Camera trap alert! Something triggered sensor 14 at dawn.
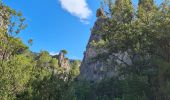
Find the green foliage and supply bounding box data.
[74,80,95,100]
[113,0,134,23]
[93,0,170,99]
[61,49,68,55]
[0,3,33,99]
[1,0,170,100]
[0,55,34,99]
[70,60,80,78]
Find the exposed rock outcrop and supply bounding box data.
[79,8,116,81]
[79,8,131,81]
[58,51,70,71]
[52,50,81,72]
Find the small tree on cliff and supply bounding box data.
[61,49,68,55]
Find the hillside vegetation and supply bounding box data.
[0,0,170,100]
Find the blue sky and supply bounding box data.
[3,0,162,60]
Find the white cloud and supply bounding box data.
[59,0,92,22]
[49,51,59,56]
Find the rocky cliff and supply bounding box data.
[79,8,117,81]
[79,8,131,81]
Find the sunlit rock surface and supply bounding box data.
[79,8,131,81]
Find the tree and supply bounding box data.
[70,60,80,79]
[0,3,34,99]
[95,0,170,99]
[61,49,68,55]
[0,2,79,100]
[113,0,134,23]
[138,0,154,11]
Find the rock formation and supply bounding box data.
[0,4,9,29]
[58,51,70,71]
[79,8,116,81]
[79,8,131,81]
[96,8,105,18]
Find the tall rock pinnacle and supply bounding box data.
[79,8,117,81]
